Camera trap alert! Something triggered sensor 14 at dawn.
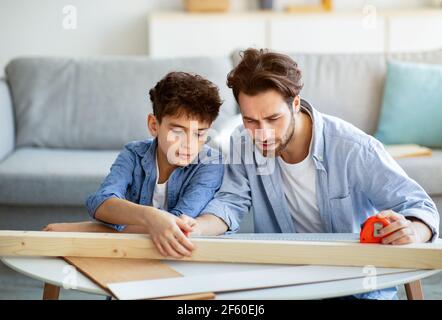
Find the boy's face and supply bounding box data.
[148,113,211,166]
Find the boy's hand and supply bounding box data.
[376,210,432,245]
[43,223,68,232]
[178,215,202,236]
[143,208,195,259]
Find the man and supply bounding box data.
[194,48,440,299]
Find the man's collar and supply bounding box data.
[300,99,325,167]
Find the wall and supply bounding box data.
[0,0,431,76]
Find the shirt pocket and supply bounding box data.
[329,193,356,233]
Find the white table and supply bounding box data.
[1,256,440,300]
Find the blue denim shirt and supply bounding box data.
[86,138,224,231]
[203,99,440,300]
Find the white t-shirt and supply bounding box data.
[152,160,168,210]
[277,108,324,233]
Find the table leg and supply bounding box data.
[43,283,60,300]
[404,280,424,300]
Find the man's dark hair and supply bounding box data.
[227,48,303,106]
[149,71,222,123]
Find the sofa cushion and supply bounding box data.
[375,60,442,147]
[0,148,118,205]
[395,150,442,196]
[5,56,237,150]
[0,147,440,209]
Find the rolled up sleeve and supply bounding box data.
[361,138,440,242]
[203,160,252,234]
[169,161,224,218]
[85,145,136,231]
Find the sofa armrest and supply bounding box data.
[0,78,15,162]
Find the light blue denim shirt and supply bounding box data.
[203,99,440,300]
[86,138,224,230]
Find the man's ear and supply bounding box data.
[147,113,159,137]
[292,95,301,113]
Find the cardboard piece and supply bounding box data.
[64,256,215,300]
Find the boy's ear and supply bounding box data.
[147,113,159,137]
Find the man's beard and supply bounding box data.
[260,117,296,158]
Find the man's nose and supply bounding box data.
[256,125,274,141]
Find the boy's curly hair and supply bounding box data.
[149,72,222,123]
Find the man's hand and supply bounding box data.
[376,210,432,245]
[142,208,195,259]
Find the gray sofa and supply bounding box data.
[1,50,441,234]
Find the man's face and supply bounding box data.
[148,113,210,166]
[238,90,297,157]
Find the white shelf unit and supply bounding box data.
[269,13,386,54]
[148,9,442,57]
[387,10,442,52]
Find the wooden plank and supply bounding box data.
[64,257,215,300]
[107,265,412,300]
[1,231,442,269]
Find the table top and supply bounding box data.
[1,256,440,299]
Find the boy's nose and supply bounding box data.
[179,140,196,151]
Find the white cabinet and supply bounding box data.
[387,11,442,52]
[148,13,267,57]
[148,10,442,57]
[270,14,385,53]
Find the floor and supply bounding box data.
[0,261,103,300]
[0,260,441,300]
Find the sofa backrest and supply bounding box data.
[5,56,237,150]
[0,78,14,161]
[6,50,442,150]
[297,50,442,135]
[233,49,442,135]
[289,53,386,135]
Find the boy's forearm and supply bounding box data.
[94,197,153,227]
[195,214,229,236]
[95,199,229,236]
[73,221,150,234]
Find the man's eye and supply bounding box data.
[196,131,207,137]
[269,117,279,121]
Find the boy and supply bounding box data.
[44,71,224,259]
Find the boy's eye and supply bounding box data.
[196,131,207,137]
